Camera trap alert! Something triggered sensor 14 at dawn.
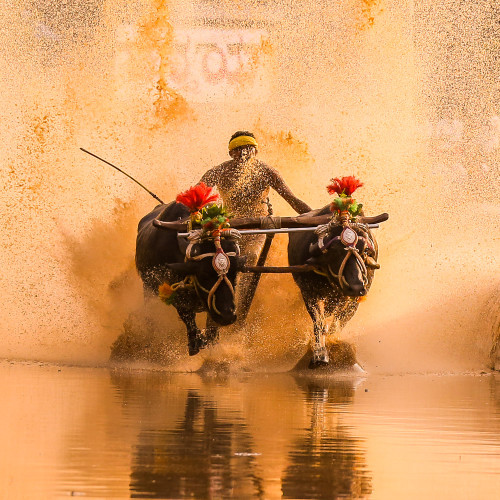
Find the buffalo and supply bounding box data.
[135,202,246,356]
[288,206,388,368]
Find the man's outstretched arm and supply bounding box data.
[267,167,312,214]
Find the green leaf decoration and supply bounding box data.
[333,198,344,210]
[349,202,363,217]
[198,203,232,230]
[162,293,177,305]
[201,204,229,218]
[332,195,363,218]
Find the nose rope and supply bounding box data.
[206,274,235,316]
[192,268,236,316]
[207,276,223,314]
[338,247,368,287]
[314,221,370,292]
[185,230,239,315]
[325,248,367,292]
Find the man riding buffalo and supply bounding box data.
[200,131,312,316]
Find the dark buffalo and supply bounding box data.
[136,202,245,356]
[288,206,387,368]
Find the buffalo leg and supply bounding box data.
[303,299,330,368]
[176,308,206,356]
[204,316,220,347]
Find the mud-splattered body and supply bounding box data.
[201,155,312,318]
[288,206,378,368]
[135,202,242,356]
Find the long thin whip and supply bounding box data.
[80,148,164,204]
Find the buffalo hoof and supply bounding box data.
[309,347,330,369]
[188,334,208,356]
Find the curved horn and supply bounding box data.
[153,219,189,231]
[358,213,389,224]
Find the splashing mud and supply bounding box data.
[0,1,498,372]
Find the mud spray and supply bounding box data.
[0,1,498,372]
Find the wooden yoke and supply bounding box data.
[153,213,389,231]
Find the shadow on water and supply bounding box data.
[108,370,371,499]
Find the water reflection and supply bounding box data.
[130,390,260,498]
[282,378,371,499]
[109,371,371,499]
[1,363,498,499]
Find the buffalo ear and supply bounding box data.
[309,243,323,257]
[306,256,320,266]
[167,261,198,275]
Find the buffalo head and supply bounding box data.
[168,235,247,326]
[306,223,378,297]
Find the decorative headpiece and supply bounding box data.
[160,184,235,305]
[176,183,231,232]
[176,182,219,212]
[327,176,364,219]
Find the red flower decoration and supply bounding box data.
[327,176,364,196]
[176,182,220,212]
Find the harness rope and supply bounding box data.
[182,228,241,315]
[170,275,195,291]
[329,246,368,289]
[313,217,371,292]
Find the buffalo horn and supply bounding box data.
[358,213,389,224]
[153,219,189,231]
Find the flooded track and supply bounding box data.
[0,361,498,499]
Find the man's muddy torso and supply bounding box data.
[201,159,272,218]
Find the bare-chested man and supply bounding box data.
[199,131,312,320]
[200,131,311,218]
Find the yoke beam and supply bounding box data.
[177,224,379,237]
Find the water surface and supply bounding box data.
[0,361,498,499]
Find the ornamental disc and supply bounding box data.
[213,252,230,274]
[340,227,358,246]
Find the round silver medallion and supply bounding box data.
[340,227,358,246]
[213,252,230,274]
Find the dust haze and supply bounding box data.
[0,0,498,372]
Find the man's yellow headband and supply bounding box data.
[228,135,258,151]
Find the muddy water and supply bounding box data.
[0,361,498,500]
